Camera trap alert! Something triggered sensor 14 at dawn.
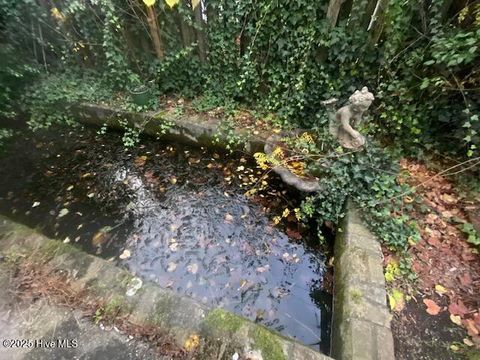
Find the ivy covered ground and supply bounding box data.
[1,0,480,358]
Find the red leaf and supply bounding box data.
[459,273,472,287]
[464,319,480,336]
[448,300,468,317]
[423,299,441,315]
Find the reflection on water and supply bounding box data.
[0,126,331,351]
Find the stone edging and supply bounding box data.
[71,103,268,155]
[331,201,395,360]
[0,216,332,360]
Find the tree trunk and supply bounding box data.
[193,1,207,63]
[369,0,390,46]
[146,5,165,59]
[326,0,343,26]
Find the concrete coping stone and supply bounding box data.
[331,201,395,360]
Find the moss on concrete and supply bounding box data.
[350,289,363,304]
[40,239,83,260]
[203,308,246,334]
[251,326,286,360]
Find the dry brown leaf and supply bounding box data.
[423,298,441,315]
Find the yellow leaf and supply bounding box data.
[165,0,179,8]
[435,284,447,295]
[191,0,200,9]
[184,334,200,351]
[388,289,405,312]
[143,0,156,6]
[282,208,290,218]
[450,314,462,326]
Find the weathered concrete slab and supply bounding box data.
[0,215,333,360]
[331,202,395,360]
[0,263,162,360]
[72,103,268,155]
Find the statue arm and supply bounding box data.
[339,111,360,138]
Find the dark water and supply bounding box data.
[0,125,331,351]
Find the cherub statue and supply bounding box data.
[322,87,375,149]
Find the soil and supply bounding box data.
[386,159,480,359]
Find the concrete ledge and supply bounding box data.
[332,201,395,360]
[0,216,332,360]
[72,103,268,154]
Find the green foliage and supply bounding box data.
[0,128,14,149]
[299,141,419,249]
[22,71,112,130]
[459,222,480,248]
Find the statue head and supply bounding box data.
[349,87,374,113]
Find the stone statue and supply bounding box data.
[322,87,374,149]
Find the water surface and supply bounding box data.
[0,125,331,351]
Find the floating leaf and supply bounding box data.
[119,249,131,259]
[134,155,148,167]
[187,263,199,274]
[87,192,95,198]
[167,262,177,272]
[423,298,441,315]
[32,201,40,208]
[58,208,69,217]
[256,265,270,273]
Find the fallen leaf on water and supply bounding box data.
[87,192,95,198]
[32,202,40,208]
[184,334,200,352]
[119,249,131,259]
[450,314,462,326]
[167,262,177,272]
[423,298,441,315]
[58,208,69,217]
[187,263,199,274]
[134,155,147,167]
[256,265,270,273]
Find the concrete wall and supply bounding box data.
[331,201,395,360]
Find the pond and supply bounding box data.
[0,125,332,352]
